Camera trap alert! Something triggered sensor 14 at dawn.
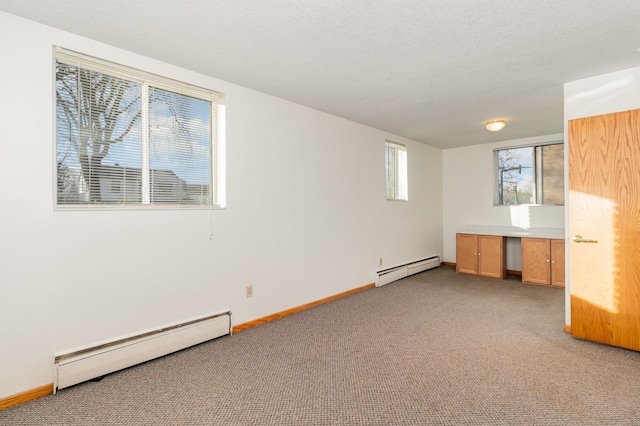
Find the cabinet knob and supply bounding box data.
[546,259,550,263]
[477,253,481,256]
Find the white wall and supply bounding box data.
[565,66,640,120]
[563,65,640,324]
[442,134,565,270]
[0,11,443,399]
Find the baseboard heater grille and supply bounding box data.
[54,311,231,392]
[376,255,440,287]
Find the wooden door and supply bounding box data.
[522,238,550,285]
[456,234,478,275]
[477,235,505,279]
[550,239,565,288]
[569,109,640,351]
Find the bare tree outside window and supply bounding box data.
[56,62,141,204]
[495,143,564,205]
[497,147,534,205]
[55,51,220,207]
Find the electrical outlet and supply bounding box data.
[246,285,253,298]
[379,258,383,266]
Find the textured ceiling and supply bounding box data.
[2,0,640,148]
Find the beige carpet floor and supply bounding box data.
[2,266,640,425]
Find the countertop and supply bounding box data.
[459,225,565,239]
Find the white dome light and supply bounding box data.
[485,120,506,132]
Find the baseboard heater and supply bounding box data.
[376,255,440,287]
[54,311,231,392]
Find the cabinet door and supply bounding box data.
[456,234,478,275]
[477,235,505,279]
[522,238,551,285]
[550,239,565,287]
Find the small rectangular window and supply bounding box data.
[495,142,564,205]
[54,48,225,208]
[385,141,408,200]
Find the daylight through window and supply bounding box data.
[55,48,225,208]
[385,141,408,200]
[495,143,564,205]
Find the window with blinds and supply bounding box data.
[385,141,408,201]
[55,48,225,208]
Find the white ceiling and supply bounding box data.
[2,0,640,149]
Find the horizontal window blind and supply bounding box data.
[54,47,225,208]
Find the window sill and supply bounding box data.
[54,204,225,212]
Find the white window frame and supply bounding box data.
[385,140,408,201]
[53,47,226,210]
[494,141,564,206]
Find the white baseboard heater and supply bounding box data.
[54,311,231,392]
[376,255,441,287]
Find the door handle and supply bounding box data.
[573,235,598,243]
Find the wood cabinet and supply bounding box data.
[521,238,565,287]
[456,233,506,279]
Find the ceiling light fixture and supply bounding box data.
[485,119,506,132]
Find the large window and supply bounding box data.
[55,48,225,208]
[385,141,408,200]
[495,142,564,205]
